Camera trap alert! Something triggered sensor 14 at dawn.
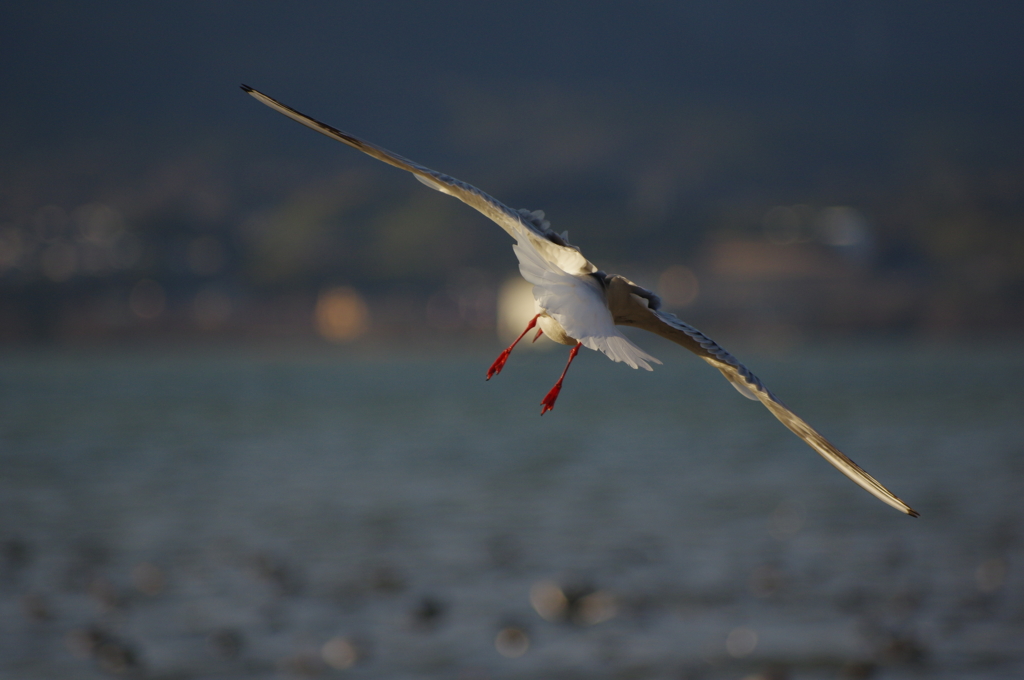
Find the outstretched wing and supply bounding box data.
[242,85,596,276]
[608,278,918,517]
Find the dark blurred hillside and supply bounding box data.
[1,85,1022,345]
[2,2,1022,345]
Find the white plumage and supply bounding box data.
[511,220,660,371]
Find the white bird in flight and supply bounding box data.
[242,85,918,517]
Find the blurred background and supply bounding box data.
[1,2,1022,679]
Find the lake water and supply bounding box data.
[1,339,1022,679]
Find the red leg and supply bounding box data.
[487,314,540,380]
[532,327,544,342]
[540,341,582,415]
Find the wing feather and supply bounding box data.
[243,85,596,275]
[608,283,918,517]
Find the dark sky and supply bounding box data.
[2,1,1022,158]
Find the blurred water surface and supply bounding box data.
[1,340,1022,679]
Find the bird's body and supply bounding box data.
[242,85,918,517]
[536,314,575,346]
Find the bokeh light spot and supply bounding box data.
[658,264,699,308]
[818,206,868,246]
[315,286,369,341]
[576,590,617,625]
[494,627,529,658]
[529,580,568,621]
[498,277,547,346]
[321,636,358,669]
[726,626,758,658]
[74,203,124,245]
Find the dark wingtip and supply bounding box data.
[240,84,254,93]
[907,508,920,518]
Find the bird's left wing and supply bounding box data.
[608,277,918,517]
[242,85,596,276]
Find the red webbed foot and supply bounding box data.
[486,314,540,381]
[540,381,563,415]
[487,350,512,380]
[539,341,582,416]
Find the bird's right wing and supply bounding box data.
[242,85,596,276]
[609,280,918,517]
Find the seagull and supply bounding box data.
[242,85,918,517]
